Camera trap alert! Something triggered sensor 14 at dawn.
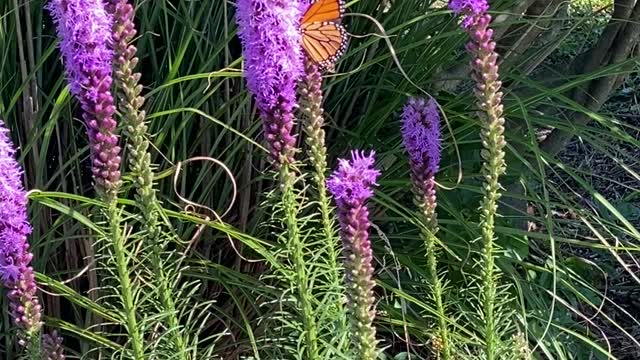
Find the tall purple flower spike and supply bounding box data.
[401,97,441,221]
[48,0,122,197]
[235,0,304,166]
[449,1,508,358]
[327,150,380,359]
[0,120,43,344]
[401,97,452,356]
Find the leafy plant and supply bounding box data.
[0,0,638,359]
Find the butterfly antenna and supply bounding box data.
[345,12,463,189]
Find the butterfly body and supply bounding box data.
[301,0,348,69]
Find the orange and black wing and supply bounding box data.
[301,22,348,68]
[301,0,344,25]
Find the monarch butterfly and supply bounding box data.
[301,0,348,69]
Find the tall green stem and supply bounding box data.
[110,1,187,356]
[419,201,451,359]
[299,58,342,309]
[25,336,41,360]
[279,165,319,359]
[410,167,450,358]
[466,13,508,360]
[106,197,144,360]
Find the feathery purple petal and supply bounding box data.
[327,151,380,206]
[47,0,113,96]
[0,122,32,284]
[298,0,312,16]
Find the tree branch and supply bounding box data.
[540,0,640,155]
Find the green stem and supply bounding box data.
[299,59,342,312]
[477,79,506,360]
[119,79,187,358]
[416,182,451,359]
[107,198,144,360]
[422,228,451,359]
[468,14,507,359]
[307,143,339,285]
[147,203,187,357]
[110,2,187,352]
[479,118,503,360]
[279,165,319,360]
[24,334,41,360]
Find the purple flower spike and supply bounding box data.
[48,0,122,197]
[327,150,380,359]
[236,0,304,166]
[401,97,442,219]
[450,0,508,357]
[235,0,303,112]
[401,97,441,176]
[401,97,451,356]
[0,120,43,343]
[449,0,489,28]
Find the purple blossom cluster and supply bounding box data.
[235,0,304,165]
[449,0,489,28]
[43,331,66,359]
[327,151,380,207]
[48,0,122,196]
[0,120,42,341]
[327,151,380,359]
[401,97,442,220]
[401,97,441,177]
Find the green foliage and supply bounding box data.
[552,0,612,63]
[0,0,638,359]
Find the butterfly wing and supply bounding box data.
[301,0,347,68]
[302,0,344,24]
[301,22,348,68]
